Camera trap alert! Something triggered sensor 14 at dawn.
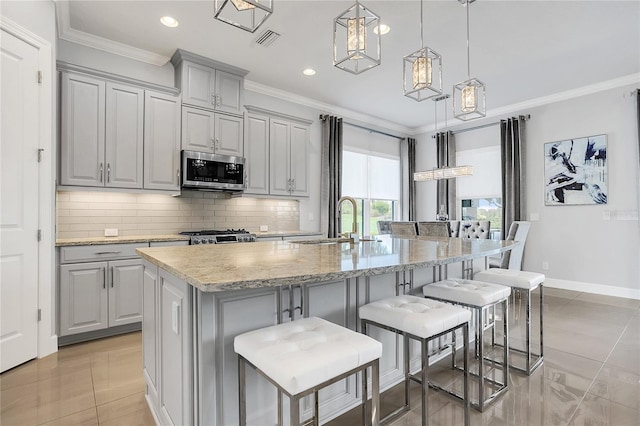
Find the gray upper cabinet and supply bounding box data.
[181,106,244,157]
[144,91,181,191]
[60,73,106,187]
[61,75,143,188]
[245,105,312,197]
[58,62,181,192]
[171,49,247,116]
[105,82,144,189]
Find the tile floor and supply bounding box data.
[1,288,639,425]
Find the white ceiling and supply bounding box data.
[57,0,640,132]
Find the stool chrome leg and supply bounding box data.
[290,395,300,426]
[477,307,485,411]
[238,356,247,426]
[421,339,429,426]
[371,360,380,426]
[462,322,470,426]
[404,334,411,411]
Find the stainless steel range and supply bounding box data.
[179,229,257,245]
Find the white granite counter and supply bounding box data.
[56,234,190,247]
[136,236,517,293]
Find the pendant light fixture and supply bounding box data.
[414,95,474,181]
[403,0,442,101]
[453,0,485,120]
[214,0,273,33]
[333,1,381,74]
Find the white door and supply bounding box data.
[0,29,40,372]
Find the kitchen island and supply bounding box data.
[136,236,516,426]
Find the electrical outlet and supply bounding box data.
[104,228,118,237]
[259,225,268,232]
[529,212,539,221]
[542,261,549,270]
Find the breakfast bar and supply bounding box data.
[136,236,516,426]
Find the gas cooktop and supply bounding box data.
[179,229,256,244]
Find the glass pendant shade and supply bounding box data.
[403,47,442,101]
[214,0,272,33]
[453,78,486,120]
[334,1,381,74]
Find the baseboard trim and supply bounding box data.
[58,323,141,346]
[545,278,640,300]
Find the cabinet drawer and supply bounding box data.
[60,243,147,263]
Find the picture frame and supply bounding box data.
[544,134,607,206]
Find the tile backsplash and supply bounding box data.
[56,190,300,239]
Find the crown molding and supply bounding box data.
[244,79,413,136]
[412,73,640,135]
[54,0,170,66]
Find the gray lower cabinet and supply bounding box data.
[59,258,142,336]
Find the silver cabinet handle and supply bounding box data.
[102,267,106,289]
[110,266,114,288]
[211,92,216,105]
[210,138,215,152]
[94,251,121,255]
[107,163,111,183]
[217,95,221,108]
[244,169,248,188]
[177,169,180,183]
[99,163,103,182]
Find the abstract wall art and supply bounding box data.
[544,134,607,205]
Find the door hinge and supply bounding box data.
[37,148,44,162]
[37,229,42,241]
[37,71,43,84]
[37,309,42,321]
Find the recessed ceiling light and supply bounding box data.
[303,68,316,76]
[374,24,390,35]
[160,16,179,28]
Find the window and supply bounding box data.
[461,197,502,239]
[341,127,401,236]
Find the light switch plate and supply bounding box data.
[529,212,539,221]
[259,225,268,232]
[104,228,118,237]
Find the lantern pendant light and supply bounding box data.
[334,1,381,74]
[453,0,486,120]
[403,0,442,101]
[214,0,273,33]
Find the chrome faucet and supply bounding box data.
[338,196,358,237]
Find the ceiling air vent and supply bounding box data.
[255,29,281,47]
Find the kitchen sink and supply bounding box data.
[296,238,381,245]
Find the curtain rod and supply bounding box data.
[319,114,405,140]
[431,114,531,138]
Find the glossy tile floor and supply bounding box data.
[1,288,638,426]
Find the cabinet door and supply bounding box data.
[159,270,192,426]
[215,113,244,157]
[60,73,105,187]
[180,61,216,110]
[142,260,159,412]
[144,91,181,191]
[290,123,309,196]
[105,82,144,189]
[215,70,243,115]
[59,262,108,336]
[181,106,215,152]
[108,259,143,327]
[269,119,291,196]
[213,288,280,425]
[244,114,270,194]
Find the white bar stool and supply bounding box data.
[359,295,471,426]
[474,269,545,375]
[234,317,382,426]
[422,279,511,411]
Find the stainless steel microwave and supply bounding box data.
[181,150,246,191]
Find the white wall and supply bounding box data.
[415,84,640,298]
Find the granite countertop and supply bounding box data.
[56,234,190,247]
[136,236,517,293]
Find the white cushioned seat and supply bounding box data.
[474,269,545,290]
[359,295,471,339]
[423,279,511,307]
[234,317,382,395]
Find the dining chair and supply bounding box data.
[389,221,418,237]
[417,221,451,238]
[489,221,531,270]
[459,221,491,239]
[376,220,392,235]
[449,221,461,238]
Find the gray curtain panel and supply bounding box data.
[320,115,343,238]
[436,131,457,219]
[407,137,416,221]
[636,89,640,239]
[500,116,527,238]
